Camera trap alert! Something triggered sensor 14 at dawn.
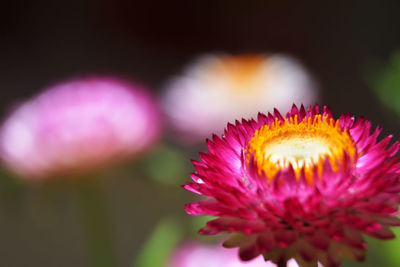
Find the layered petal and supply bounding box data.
[184,104,400,266]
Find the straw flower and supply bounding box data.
[0,77,161,179]
[162,54,317,142]
[168,241,301,267]
[184,105,400,266]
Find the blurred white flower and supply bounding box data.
[162,54,318,143]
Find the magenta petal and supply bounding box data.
[183,104,400,266]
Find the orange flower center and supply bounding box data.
[245,115,357,184]
[210,55,266,96]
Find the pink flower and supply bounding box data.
[184,105,400,266]
[162,54,318,143]
[168,241,300,267]
[0,77,161,179]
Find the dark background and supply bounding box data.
[1,1,400,266]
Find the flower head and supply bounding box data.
[168,241,300,267]
[184,105,400,266]
[0,77,161,179]
[162,54,317,142]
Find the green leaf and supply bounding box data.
[0,167,24,196]
[376,227,400,267]
[143,144,190,186]
[370,50,400,118]
[134,217,183,267]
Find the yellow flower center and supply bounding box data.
[245,115,357,184]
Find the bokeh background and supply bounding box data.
[1,1,400,266]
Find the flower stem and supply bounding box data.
[278,262,287,267]
[76,177,117,267]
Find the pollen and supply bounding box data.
[246,114,357,184]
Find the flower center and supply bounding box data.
[245,115,357,184]
[211,55,266,96]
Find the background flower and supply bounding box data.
[168,241,300,267]
[162,54,318,143]
[0,77,161,179]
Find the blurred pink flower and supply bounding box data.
[168,241,300,267]
[162,54,318,143]
[0,77,161,179]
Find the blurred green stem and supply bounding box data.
[76,177,117,267]
[133,217,183,267]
